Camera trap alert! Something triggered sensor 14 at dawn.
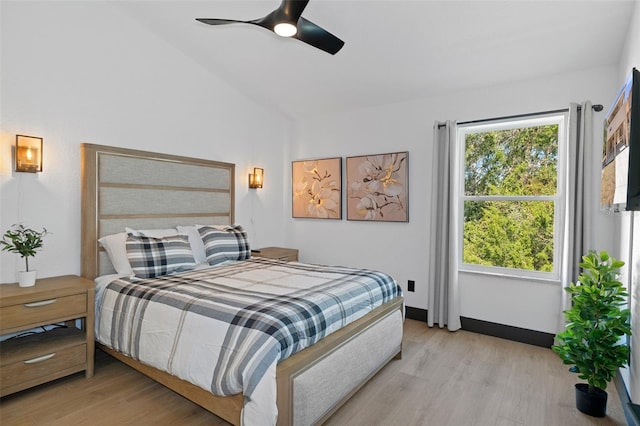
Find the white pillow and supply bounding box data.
[98,232,132,275]
[99,228,180,275]
[176,225,207,263]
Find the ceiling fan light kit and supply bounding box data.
[274,22,297,37]
[196,0,344,54]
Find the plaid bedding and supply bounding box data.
[96,258,402,401]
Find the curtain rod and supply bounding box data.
[438,104,604,128]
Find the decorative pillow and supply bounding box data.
[198,224,251,266]
[176,225,208,264]
[125,234,196,279]
[98,232,133,275]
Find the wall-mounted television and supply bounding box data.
[601,67,640,212]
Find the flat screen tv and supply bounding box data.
[601,67,640,212]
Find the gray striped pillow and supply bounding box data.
[125,234,196,278]
[198,225,251,266]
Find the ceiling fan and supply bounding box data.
[196,0,345,55]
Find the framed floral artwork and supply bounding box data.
[292,157,342,219]
[346,152,409,222]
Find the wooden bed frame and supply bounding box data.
[80,143,403,425]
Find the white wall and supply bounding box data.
[615,0,640,403]
[0,1,292,283]
[0,0,629,337]
[294,66,617,333]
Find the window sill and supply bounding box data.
[458,267,561,286]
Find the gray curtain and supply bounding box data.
[558,101,594,332]
[428,121,461,331]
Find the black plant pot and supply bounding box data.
[575,383,607,417]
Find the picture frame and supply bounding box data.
[292,157,342,219]
[346,152,409,222]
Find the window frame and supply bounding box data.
[456,113,568,281]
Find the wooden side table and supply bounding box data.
[252,247,299,262]
[0,275,95,397]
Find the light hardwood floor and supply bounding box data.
[0,319,626,425]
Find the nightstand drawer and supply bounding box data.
[0,343,86,394]
[0,293,87,330]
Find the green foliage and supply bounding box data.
[463,124,558,271]
[463,201,554,271]
[464,125,558,196]
[1,224,48,271]
[552,251,631,393]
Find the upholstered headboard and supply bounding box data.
[80,143,235,279]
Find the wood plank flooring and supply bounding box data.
[0,319,626,425]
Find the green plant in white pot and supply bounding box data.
[552,250,631,417]
[1,224,48,287]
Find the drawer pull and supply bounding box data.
[24,353,56,364]
[24,299,57,308]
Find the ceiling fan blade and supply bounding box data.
[253,0,309,31]
[196,18,250,26]
[280,0,310,22]
[294,17,344,55]
[197,0,309,29]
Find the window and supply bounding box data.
[458,114,566,279]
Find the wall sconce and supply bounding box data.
[248,167,264,189]
[15,135,43,173]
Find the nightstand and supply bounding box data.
[252,247,299,262]
[0,275,95,397]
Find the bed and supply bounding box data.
[80,143,404,426]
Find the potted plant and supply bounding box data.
[552,250,631,417]
[1,224,48,287]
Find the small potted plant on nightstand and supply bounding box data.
[552,250,631,417]
[1,224,48,287]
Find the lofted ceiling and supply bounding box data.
[111,0,636,120]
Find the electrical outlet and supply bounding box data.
[408,280,415,292]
